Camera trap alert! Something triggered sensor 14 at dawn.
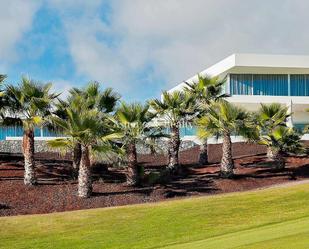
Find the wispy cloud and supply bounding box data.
[0,0,41,68]
[51,79,74,99]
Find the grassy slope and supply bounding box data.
[163,216,309,249]
[0,182,308,249]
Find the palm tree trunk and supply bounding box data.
[78,145,92,198]
[274,151,285,169]
[126,143,138,185]
[167,125,180,172]
[267,147,275,160]
[220,132,234,178]
[198,139,208,165]
[72,142,81,177]
[268,148,285,169]
[23,128,37,185]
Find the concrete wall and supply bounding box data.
[136,140,198,154]
[0,140,55,154]
[0,139,198,155]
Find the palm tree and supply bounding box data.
[68,82,120,113]
[113,102,158,185]
[0,75,6,84]
[258,126,302,169]
[48,106,117,197]
[50,98,82,177]
[149,91,194,172]
[255,103,290,159]
[196,101,252,178]
[5,77,58,185]
[52,82,119,175]
[184,74,227,165]
[0,74,7,109]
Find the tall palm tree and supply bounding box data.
[255,103,290,159]
[5,77,58,185]
[149,91,194,172]
[196,101,252,178]
[113,102,159,185]
[52,82,120,175]
[184,74,227,165]
[51,98,83,177]
[48,106,117,198]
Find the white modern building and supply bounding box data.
[168,53,309,141]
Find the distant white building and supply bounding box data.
[168,53,309,141]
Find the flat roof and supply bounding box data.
[168,53,309,93]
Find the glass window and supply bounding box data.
[290,75,309,96]
[253,74,288,96]
[230,74,252,95]
[230,74,288,96]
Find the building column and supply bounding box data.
[226,74,230,95]
[286,100,293,128]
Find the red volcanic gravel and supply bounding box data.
[0,142,309,216]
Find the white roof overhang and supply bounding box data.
[168,53,309,93]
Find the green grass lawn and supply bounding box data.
[1,182,309,249]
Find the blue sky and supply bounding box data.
[1,0,309,101]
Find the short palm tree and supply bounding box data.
[185,74,227,165]
[255,103,290,159]
[5,77,58,185]
[113,102,158,185]
[258,126,302,168]
[149,91,194,172]
[196,101,252,178]
[48,106,117,198]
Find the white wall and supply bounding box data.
[293,111,309,124]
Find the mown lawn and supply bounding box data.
[1,182,309,249]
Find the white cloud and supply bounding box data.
[48,0,102,12]
[64,17,129,89]
[51,0,309,98]
[51,79,74,100]
[0,0,41,68]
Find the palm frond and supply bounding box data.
[5,77,58,129]
[196,101,251,140]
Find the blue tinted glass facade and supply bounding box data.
[290,75,309,96]
[180,127,197,137]
[253,74,288,95]
[230,74,289,96]
[165,127,197,138]
[0,126,62,140]
[294,123,308,133]
[230,74,309,96]
[230,74,252,95]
